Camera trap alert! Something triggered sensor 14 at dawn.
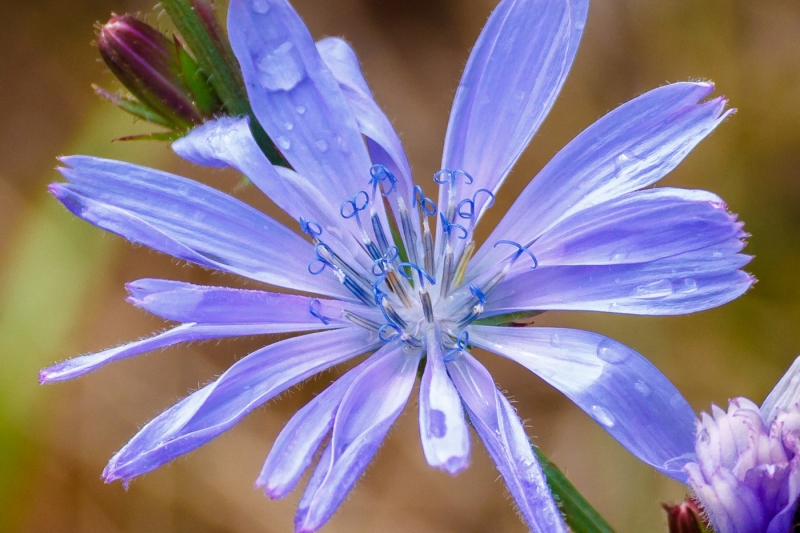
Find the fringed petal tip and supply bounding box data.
[39,361,76,384]
[254,476,287,500]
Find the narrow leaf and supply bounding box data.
[92,84,173,128]
[533,444,616,533]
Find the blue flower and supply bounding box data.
[684,358,800,533]
[42,0,752,531]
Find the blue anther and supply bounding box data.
[378,323,401,342]
[440,212,468,240]
[308,299,330,325]
[299,217,323,239]
[369,164,397,197]
[457,189,495,220]
[398,262,436,285]
[308,242,335,275]
[340,190,370,220]
[444,331,470,362]
[493,240,539,269]
[469,284,487,305]
[413,185,437,216]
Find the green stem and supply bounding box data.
[533,444,616,533]
[161,0,288,166]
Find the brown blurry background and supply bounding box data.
[1,0,799,532]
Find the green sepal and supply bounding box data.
[533,444,616,533]
[472,310,543,327]
[160,0,288,167]
[114,131,186,142]
[92,84,173,128]
[176,41,222,116]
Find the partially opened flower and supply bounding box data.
[42,0,753,531]
[684,358,800,533]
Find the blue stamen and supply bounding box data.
[308,299,330,325]
[299,217,323,239]
[369,164,397,197]
[433,168,474,185]
[469,284,487,305]
[340,190,370,227]
[308,242,335,275]
[413,185,437,216]
[378,323,401,342]
[456,189,495,220]
[440,212,468,240]
[398,262,436,286]
[444,331,469,362]
[493,240,539,269]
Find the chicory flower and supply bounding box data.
[42,0,752,531]
[685,358,800,533]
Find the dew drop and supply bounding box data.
[678,278,698,294]
[276,136,291,150]
[591,405,616,428]
[613,152,641,178]
[251,0,270,14]
[283,121,294,131]
[634,380,652,396]
[610,251,629,262]
[295,105,306,115]
[255,41,306,91]
[549,333,562,348]
[429,409,447,438]
[607,302,621,311]
[670,393,686,410]
[712,251,723,258]
[596,338,630,364]
[632,279,673,299]
[315,139,329,152]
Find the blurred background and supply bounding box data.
[1,0,799,531]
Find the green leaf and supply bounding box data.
[114,131,186,142]
[177,43,222,116]
[161,0,288,167]
[472,310,544,327]
[92,84,174,128]
[533,444,616,533]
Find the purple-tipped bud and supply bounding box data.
[685,382,800,532]
[97,15,208,128]
[663,499,708,533]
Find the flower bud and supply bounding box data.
[685,397,800,533]
[96,15,220,129]
[662,499,707,533]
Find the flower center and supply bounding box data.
[303,165,537,351]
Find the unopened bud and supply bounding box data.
[96,15,221,129]
[662,499,708,533]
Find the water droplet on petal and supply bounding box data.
[295,105,306,115]
[712,251,723,258]
[549,333,562,348]
[591,405,616,427]
[596,338,630,364]
[255,41,306,91]
[276,136,291,150]
[635,380,652,396]
[251,0,270,14]
[633,279,673,299]
[670,393,685,409]
[608,302,621,311]
[678,278,698,293]
[610,251,629,262]
[283,121,294,131]
[315,139,329,152]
